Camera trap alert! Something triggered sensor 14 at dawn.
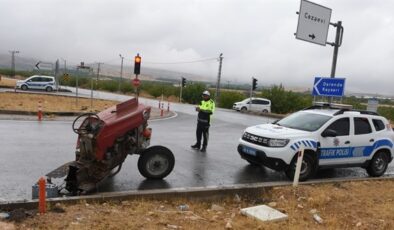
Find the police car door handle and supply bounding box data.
[369,139,374,142]
[345,141,350,144]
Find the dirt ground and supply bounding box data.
[0,92,118,113]
[0,180,392,229]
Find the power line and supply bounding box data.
[144,57,217,65]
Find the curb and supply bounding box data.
[1,176,393,211]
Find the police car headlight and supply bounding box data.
[268,138,289,147]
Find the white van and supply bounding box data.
[233,97,271,113]
[16,75,57,92]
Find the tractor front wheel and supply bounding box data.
[138,146,175,179]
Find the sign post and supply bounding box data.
[296,0,344,102]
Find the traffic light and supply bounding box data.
[252,78,258,90]
[134,54,141,75]
[181,77,186,87]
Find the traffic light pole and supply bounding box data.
[249,77,253,111]
[133,54,142,100]
[179,79,183,103]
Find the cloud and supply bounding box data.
[0,0,393,95]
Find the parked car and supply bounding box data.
[237,104,394,181]
[233,97,271,113]
[16,75,57,92]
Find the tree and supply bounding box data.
[182,83,207,104]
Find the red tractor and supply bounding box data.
[46,98,175,196]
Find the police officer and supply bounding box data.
[191,90,215,152]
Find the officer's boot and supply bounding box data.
[191,143,200,150]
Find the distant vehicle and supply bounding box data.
[16,75,57,92]
[237,104,394,181]
[233,97,271,113]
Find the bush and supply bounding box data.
[182,83,208,104]
[260,85,312,114]
[378,107,394,121]
[218,91,245,109]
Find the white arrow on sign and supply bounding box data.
[35,61,53,70]
[313,77,323,95]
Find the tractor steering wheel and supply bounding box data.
[72,113,101,134]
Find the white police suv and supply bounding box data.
[238,104,394,181]
[16,75,56,92]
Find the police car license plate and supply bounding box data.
[243,146,256,156]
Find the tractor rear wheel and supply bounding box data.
[138,146,175,179]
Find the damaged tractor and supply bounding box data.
[40,98,175,197]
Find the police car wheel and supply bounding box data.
[46,86,53,92]
[240,107,247,112]
[21,85,28,90]
[367,151,389,177]
[262,109,268,113]
[285,153,315,181]
[138,146,175,179]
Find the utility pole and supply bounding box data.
[119,54,124,92]
[215,53,223,106]
[9,50,20,77]
[96,62,103,81]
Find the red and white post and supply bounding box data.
[38,177,46,214]
[38,100,42,121]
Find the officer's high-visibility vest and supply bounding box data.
[198,99,215,124]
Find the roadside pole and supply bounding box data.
[76,74,79,107]
[293,148,305,187]
[77,62,91,108]
[249,77,253,111]
[133,54,141,100]
[119,54,124,92]
[90,69,93,111]
[214,53,223,107]
[328,21,344,103]
[179,80,183,103]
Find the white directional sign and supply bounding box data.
[35,61,53,70]
[296,0,332,46]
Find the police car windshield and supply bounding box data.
[276,111,332,132]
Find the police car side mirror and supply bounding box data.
[321,129,337,138]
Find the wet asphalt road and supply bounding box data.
[1,88,394,201]
[1,111,394,201]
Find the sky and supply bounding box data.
[0,0,393,95]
